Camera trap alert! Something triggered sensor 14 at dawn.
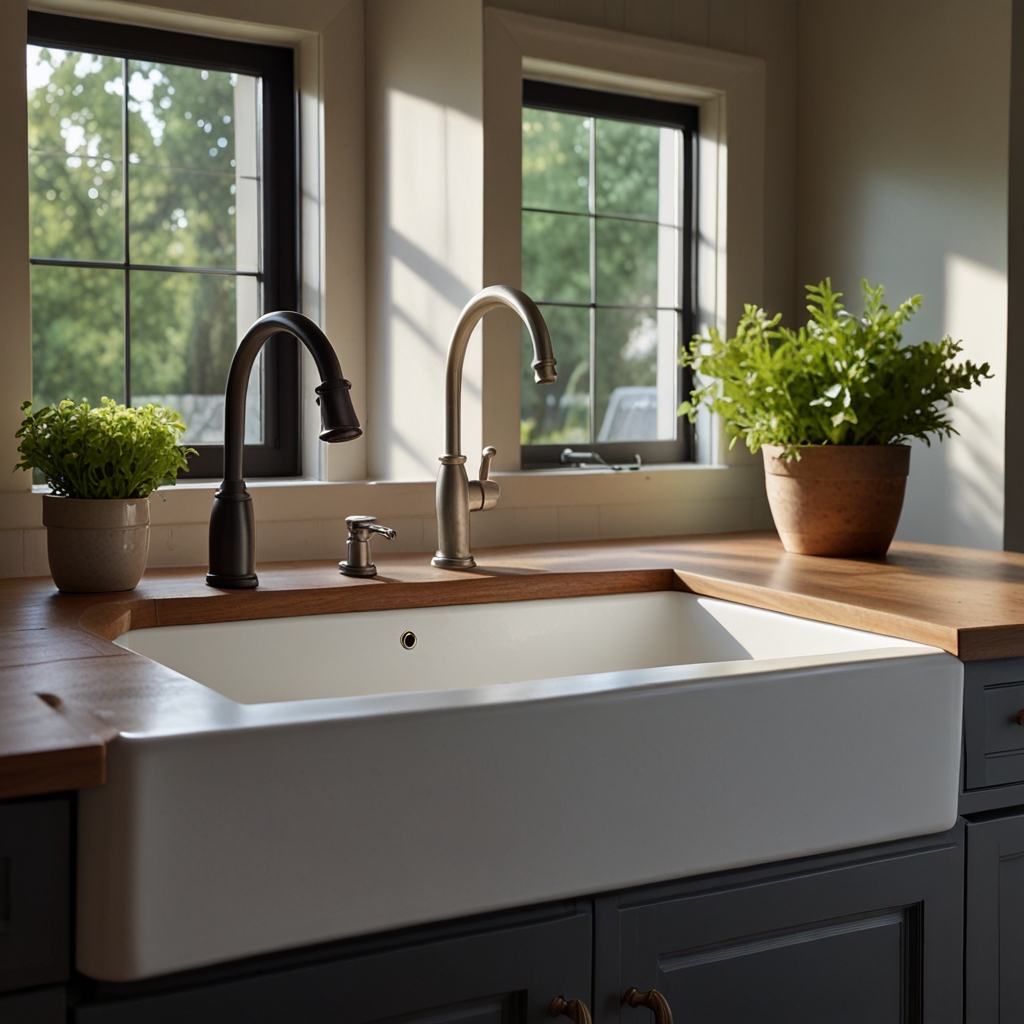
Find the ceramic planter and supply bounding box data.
[762,444,910,557]
[41,495,150,593]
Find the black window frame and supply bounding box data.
[520,79,698,469]
[26,11,300,479]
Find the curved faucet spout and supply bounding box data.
[433,286,556,569]
[208,310,361,589]
[443,285,556,457]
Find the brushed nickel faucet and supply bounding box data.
[432,286,556,568]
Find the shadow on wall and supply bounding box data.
[372,88,482,482]
[890,250,1006,551]
[797,0,1010,550]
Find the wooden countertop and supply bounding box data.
[5,529,1024,801]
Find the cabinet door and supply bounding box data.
[0,797,70,994]
[76,907,591,1024]
[966,810,1024,1023]
[0,986,66,1023]
[595,828,963,1024]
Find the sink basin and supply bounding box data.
[79,589,963,981]
[114,590,929,703]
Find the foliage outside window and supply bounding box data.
[28,43,259,444]
[519,81,697,465]
[26,14,299,477]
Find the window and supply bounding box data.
[26,13,299,478]
[520,80,697,467]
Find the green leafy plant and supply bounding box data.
[15,398,197,499]
[679,279,992,457]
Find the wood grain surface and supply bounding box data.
[4,529,1024,799]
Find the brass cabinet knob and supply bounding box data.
[550,996,592,1024]
[623,987,674,1024]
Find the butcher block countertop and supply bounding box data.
[4,529,1024,800]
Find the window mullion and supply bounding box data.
[588,117,597,445]
[122,56,130,406]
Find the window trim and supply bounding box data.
[482,10,767,476]
[26,11,300,478]
[519,78,698,469]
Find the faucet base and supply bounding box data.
[339,561,377,578]
[431,555,476,569]
[205,572,259,589]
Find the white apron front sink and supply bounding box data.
[77,590,963,981]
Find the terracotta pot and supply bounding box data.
[41,495,150,593]
[762,444,910,557]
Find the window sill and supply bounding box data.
[0,463,771,576]
[7,461,763,529]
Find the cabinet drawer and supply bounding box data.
[964,660,1024,789]
[0,798,70,993]
[983,681,1024,785]
[985,681,1024,753]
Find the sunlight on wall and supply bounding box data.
[798,0,1009,549]
[943,253,1006,546]
[379,88,482,480]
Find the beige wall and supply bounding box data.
[797,0,1012,550]
[365,0,486,481]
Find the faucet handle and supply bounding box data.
[479,446,497,482]
[469,446,501,513]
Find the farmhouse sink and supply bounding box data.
[78,590,963,981]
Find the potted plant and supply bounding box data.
[680,279,992,557]
[15,398,196,592]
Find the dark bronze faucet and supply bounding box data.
[206,311,361,589]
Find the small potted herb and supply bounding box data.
[680,280,992,556]
[16,398,196,592]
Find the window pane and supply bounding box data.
[127,63,259,270]
[594,118,660,220]
[522,210,590,305]
[521,305,590,445]
[130,270,262,445]
[31,264,124,407]
[595,308,678,442]
[595,218,658,307]
[522,108,589,214]
[27,47,123,262]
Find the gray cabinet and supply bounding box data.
[595,826,964,1024]
[0,986,67,1023]
[75,831,968,1023]
[963,658,1024,790]
[966,809,1024,1023]
[75,906,592,1024]
[0,797,70,995]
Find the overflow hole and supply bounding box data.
[400,630,417,650]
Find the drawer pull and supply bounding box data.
[1017,709,1024,726]
[550,997,592,1024]
[623,987,673,1024]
